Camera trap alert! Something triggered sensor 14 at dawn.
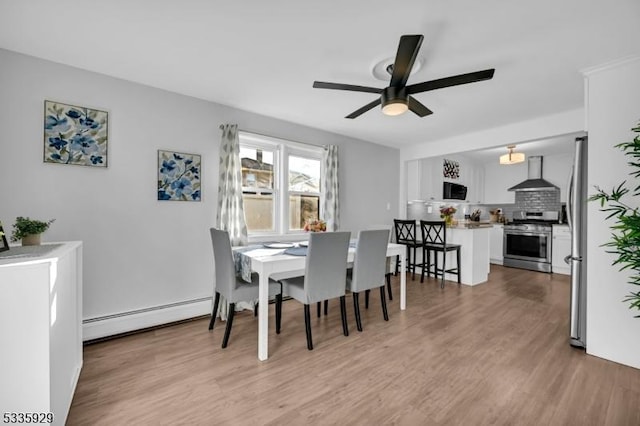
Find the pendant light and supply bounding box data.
[500,145,525,165]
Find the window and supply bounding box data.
[239,145,276,233]
[239,132,323,236]
[288,155,321,231]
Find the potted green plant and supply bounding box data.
[589,122,640,317]
[10,216,55,246]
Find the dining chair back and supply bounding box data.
[350,229,390,293]
[368,224,395,301]
[302,231,352,304]
[347,229,391,331]
[280,231,351,350]
[393,219,423,280]
[208,228,282,348]
[419,220,461,288]
[210,228,237,301]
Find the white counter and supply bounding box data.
[442,226,490,286]
[0,242,83,426]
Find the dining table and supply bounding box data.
[234,240,407,361]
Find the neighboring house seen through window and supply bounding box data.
[239,132,322,236]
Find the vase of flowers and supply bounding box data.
[440,206,457,227]
[303,219,327,232]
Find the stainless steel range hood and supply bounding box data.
[508,156,559,191]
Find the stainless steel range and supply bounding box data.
[503,211,558,273]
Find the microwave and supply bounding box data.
[443,182,467,200]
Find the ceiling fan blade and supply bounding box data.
[345,98,381,119]
[313,81,382,94]
[406,69,495,94]
[389,34,424,88]
[408,96,433,117]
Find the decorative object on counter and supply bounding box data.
[440,206,457,227]
[43,100,108,167]
[10,216,55,246]
[489,209,500,223]
[443,158,460,179]
[0,223,8,252]
[588,121,640,317]
[157,150,201,201]
[303,218,327,232]
[499,145,525,165]
[469,209,481,222]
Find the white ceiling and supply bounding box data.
[0,0,638,150]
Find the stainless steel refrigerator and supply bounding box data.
[566,136,587,348]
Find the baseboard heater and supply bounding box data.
[82,297,212,342]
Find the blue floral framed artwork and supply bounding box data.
[43,100,108,167]
[157,150,201,201]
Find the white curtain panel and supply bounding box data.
[216,124,248,245]
[215,124,251,319]
[323,145,340,231]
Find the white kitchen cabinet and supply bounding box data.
[483,159,521,204]
[489,224,503,264]
[0,242,83,426]
[467,164,486,203]
[406,159,422,201]
[552,225,571,275]
[419,155,486,202]
[419,157,441,200]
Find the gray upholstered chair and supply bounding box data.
[208,228,283,348]
[346,229,391,331]
[367,224,395,302]
[280,231,351,350]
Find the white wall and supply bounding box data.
[585,57,640,369]
[0,49,400,334]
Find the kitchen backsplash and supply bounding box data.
[514,189,561,212]
[407,189,562,222]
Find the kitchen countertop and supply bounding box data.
[449,221,494,229]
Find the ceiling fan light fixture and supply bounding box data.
[382,100,409,116]
[381,86,409,116]
[500,145,525,165]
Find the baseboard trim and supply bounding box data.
[82,297,212,341]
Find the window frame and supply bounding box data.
[239,131,324,241]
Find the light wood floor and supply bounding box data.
[68,266,640,425]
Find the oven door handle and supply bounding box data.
[505,231,551,238]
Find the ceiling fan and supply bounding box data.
[312,34,495,119]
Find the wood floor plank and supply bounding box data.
[67,266,640,425]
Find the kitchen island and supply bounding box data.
[436,222,491,286]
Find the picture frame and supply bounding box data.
[0,224,9,253]
[157,150,202,201]
[443,158,460,180]
[43,100,109,167]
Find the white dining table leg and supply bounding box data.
[257,265,270,361]
[400,251,407,310]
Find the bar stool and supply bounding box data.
[393,219,424,280]
[419,220,461,288]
